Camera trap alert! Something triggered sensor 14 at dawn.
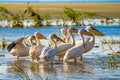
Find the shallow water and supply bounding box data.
[0,26,120,80]
[0,56,120,80]
[0,26,120,42]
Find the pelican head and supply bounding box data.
[86,26,104,36]
[50,34,65,43]
[67,26,78,33]
[28,36,36,46]
[79,29,93,36]
[61,28,67,35]
[28,36,36,40]
[34,32,47,40]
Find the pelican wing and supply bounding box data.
[76,38,90,46]
[56,43,73,56]
[40,47,51,58]
[9,49,17,56]
[7,41,17,52]
[7,37,25,52]
[43,48,58,60]
[64,45,84,60]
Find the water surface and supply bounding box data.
[0,26,120,80]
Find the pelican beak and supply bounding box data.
[82,29,93,36]
[53,35,65,43]
[37,33,47,40]
[88,27,104,36]
[71,28,78,33]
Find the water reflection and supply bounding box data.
[7,59,94,79]
[62,61,94,74]
[7,60,57,76]
[7,60,32,74]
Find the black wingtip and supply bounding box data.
[7,41,16,52]
[7,37,25,52]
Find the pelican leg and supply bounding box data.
[32,58,34,61]
[63,59,67,63]
[74,58,77,64]
[43,59,46,64]
[17,56,19,60]
[31,57,34,62]
[51,60,53,64]
[61,56,64,61]
[36,56,40,62]
[36,56,40,63]
[80,55,83,61]
[58,56,61,61]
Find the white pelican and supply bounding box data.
[76,26,104,61]
[79,26,104,60]
[61,28,70,43]
[28,36,36,46]
[7,36,30,60]
[40,34,65,62]
[63,29,92,63]
[56,27,78,60]
[63,26,104,63]
[29,32,47,62]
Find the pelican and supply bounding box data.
[63,29,92,63]
[28,36,36,46]
[80,26,104,60]
[63,26,104,63]
[40,34,65,62]
[7,36,30,60]
[61,28,70,43]
[76,26,104,61]
[55,27,78,60]
[29,32,47,62]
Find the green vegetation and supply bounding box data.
[42,14,51,26]
[1,35,6,50]
[0,34,7,51]
[24,6,42,27]
[0,6,99,27]
[0,35,6,57]
[97,44,120,69]
[101,37,120,44]
[0,7,23,27]
[64,7,97,26]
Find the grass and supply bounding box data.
[0,35,6,57]
[0,35,7,50]
[100,37,120,44]
[0,3,120,18]
[97,37,120,69]
[97,44,120,69]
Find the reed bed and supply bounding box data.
[97,44,120,69]
[0,35,7,49]
[100,37,120,44]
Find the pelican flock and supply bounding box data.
[7,25,104,64]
